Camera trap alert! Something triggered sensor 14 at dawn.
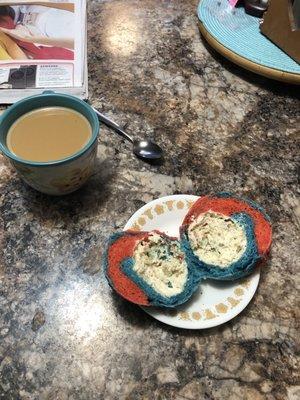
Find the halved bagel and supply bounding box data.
[103,230,200,307]
[180,193,272,280]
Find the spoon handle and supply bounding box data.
[92,107,133,144]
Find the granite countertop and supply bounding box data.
[0,0,299,399]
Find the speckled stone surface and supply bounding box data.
[1,0,300,399]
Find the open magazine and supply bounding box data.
[0,0,87,103]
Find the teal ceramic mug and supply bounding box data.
[0,91,100,195]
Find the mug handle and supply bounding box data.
[0,110,5,154]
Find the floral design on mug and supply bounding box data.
[50,164,93,192]
[11,144,97,195]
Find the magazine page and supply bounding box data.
[0,0,86,102]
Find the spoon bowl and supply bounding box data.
[133,139,163,160]
[92,106,163,161]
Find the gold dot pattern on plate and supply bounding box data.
[205,309,217,319]
[127,199,250,322]
[177,201,184,209]
[185,287,246,321]
[178,311,191,321]
[234,288,244,297]
[192,312,201,320]
[227,297,241,308]
[138,217,146,226]
[215,303,228,314]
[129,199,194,230]
[166,200,174,210]
[143,209,153,220]
[154,205,164,215]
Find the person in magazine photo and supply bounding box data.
[0,2,75,60]
[0,29,27,59]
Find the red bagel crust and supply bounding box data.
[107,232,150,305]
[182,196,272,257]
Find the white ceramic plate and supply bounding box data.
[124,195,260,329]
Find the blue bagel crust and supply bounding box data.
[122,255,201,308]
[181,212,260,281]
[104,230,201,308]
[103,231,139,291]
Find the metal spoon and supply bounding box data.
[92,107,163,160]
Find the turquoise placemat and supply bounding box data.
[198,0,300,74]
